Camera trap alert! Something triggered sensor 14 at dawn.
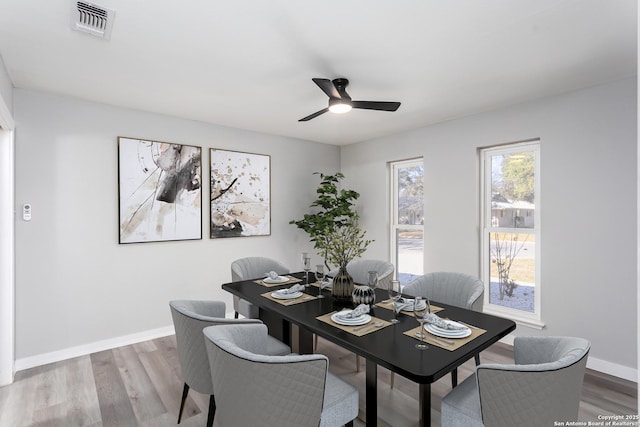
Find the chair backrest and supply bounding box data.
[231,257,289,281]
[203,323,329,427]
[330,259,395,288]
[403,271,484,311]
[169,300,261,394]
[477,336,590,427]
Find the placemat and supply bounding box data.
[403,322,486,351]
[261,291,317,306]
[317,311,393,337]
[308,280,332,289]
[375,299,444,315]
[254,276,303,287]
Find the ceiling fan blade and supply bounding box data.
[352,101,401,112]
[299,108,329,122]
[312,78,341,99]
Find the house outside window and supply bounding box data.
[390,158,424,285]
[480,141,542,327]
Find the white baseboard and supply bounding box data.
[499,335,637,383]
[14,325,175,372]
[587,357,638,383]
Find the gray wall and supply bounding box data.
[341,78,637,373]
[0,55,11,118]
[13,89,337,361]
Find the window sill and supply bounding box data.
[483,306,546,330]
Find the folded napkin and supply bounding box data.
[318,279,332,287]
[425,313,466,331]
[336,304,370,319]
[395,298,425,312]
[274,284,303,294]
[265,271,280,280]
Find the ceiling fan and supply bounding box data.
[299,78,401,122]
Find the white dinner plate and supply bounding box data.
[264,276,289,284]
[397,300,427,311]
[425,321,471,338]
[271,291,303,300]
[429,319,470,332]
[331,312,371,326]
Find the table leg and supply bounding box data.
[419,383,431,427]
[365,359,377,427]
[296,326,314,354]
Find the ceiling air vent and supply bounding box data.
[70,1,115,39]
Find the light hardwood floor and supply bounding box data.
[0,335,636,427]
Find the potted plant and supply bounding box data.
[290,172,372,303]
[315,215,372,303]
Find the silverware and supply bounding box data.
[352,322,372,331]
[415,332,455,346]
[356,321,384,333]
[282,295,312,305]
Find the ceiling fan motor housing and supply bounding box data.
[332,78,351,100]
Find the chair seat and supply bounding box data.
[264,333,292,356]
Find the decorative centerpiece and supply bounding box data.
[289,172,373,305]
[316,216,372,304]
[352,270,378,306]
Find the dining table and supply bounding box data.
[222,272,516,427]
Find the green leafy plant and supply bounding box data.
[316,215,372,269]
[290,172,370,267]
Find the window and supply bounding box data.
[480,141,541,327]
[390,159,424,285]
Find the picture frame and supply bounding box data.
[210,148,271,238]
[118,137,202,244]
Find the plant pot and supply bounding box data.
[332,267,355,305]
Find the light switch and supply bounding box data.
[22,204,31,221]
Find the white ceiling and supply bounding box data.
[0,0,636,145]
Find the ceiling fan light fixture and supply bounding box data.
[328,99,352,114]
[298,77,400,122]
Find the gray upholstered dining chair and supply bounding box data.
[392,271,484,388]
[203,323,359,427]
[231,256,289,319]
[327,258,394,371]
[403,271,484,312]
[169,300,291,427]
[441,336,590,427]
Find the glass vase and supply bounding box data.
[332,266,355,306]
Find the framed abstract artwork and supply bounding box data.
[118,137,202,243]
[210,148,271,238]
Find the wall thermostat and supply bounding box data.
[22,203,31,221]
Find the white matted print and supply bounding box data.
[210,149,270,238]
[118,137,202,243]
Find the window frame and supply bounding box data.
[479,140,543,329]
[389,158,424,284]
